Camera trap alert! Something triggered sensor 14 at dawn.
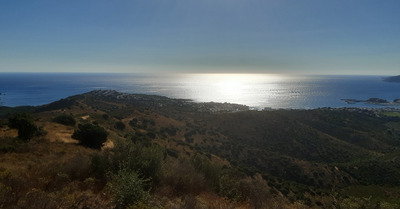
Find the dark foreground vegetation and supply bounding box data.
[1,90,400,208]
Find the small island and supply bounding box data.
[383,75,400,82]
[342,97,400,106]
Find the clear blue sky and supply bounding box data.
[1,0,399,75]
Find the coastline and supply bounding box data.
[342,98,400,106]
[1,73,400,109]
[2,90,400,117]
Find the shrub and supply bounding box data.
[94,138,164,188]
[191,154,222,190]
[130,132,151,146]
[91,153,109,179]
[107,169,149,208]
[160,126,177,136]
[218,174,242,201]
[161,158,205,195]
[133,143,164,184]
[0,137,20,153]
[108,139,164,185]
[61,153,92,181]
[114,121,126,130]
[129,118,138,127]
[240,174,271,209]
[146,130,156,139]
[8,113,39,141]
[166,148,179,158]
[72,123,108,149]
[337,196,395,209]
[0,169,30,207]
[52,114,76,126]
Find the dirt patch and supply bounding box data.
[81,115,90,120]
[40,122,78,143]
[0,128,18,138]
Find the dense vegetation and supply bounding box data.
[72,123,109,149]
[8,112,41,141]
[52,114,76,126]
[1,90,400,208]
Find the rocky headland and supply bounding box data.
[342,97,400,106]
[383,75,400,82]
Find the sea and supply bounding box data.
[0,73,399,110]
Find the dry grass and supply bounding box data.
[0,129,316,209]
[0,105,320,209]
[38,121,77,143]
[0,127,17,139]
[0,135,112,208]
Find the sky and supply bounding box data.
[0,0,399,75]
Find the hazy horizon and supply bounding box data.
[0,71,397,77]
[1,1,399,75]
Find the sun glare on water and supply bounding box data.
[179,73,286,107]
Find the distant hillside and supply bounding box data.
[1,90,400,208]
[384,75,400,82]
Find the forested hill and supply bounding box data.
[1,90,400,208]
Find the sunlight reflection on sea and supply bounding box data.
[117,73,400,109]
[1,73,400,109]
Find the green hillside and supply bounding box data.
[1,90,400,208]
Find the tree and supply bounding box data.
[72,123,108,149]
[8,113,39,141]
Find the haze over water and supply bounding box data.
[0,73,399,109]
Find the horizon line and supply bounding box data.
[0,71,396,77]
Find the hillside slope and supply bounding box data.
[1,90,400,208]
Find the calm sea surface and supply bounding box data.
[0,73,399,109]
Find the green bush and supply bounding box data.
[134,144,164,184]
[160,126,177,136]
[72,123,108,149]
[107,169,149,208]
[114,121,126,130]
[218,174,242,201]
[92,138,164,188]
[52,114,76,126]
[106,139,164,185]
[8,113,39,141]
